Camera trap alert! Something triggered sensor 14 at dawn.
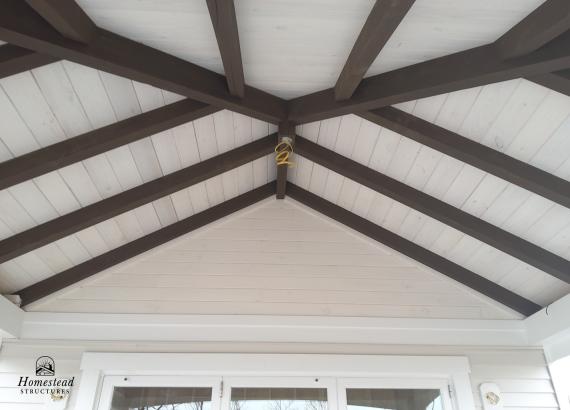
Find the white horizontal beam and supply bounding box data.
[0,295,23,339]
[19,313,528,346]
[525,293,570,344]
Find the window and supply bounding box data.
[346,388,443,410]
[230,388,328,410]
[110,386,213,410]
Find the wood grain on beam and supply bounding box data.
[0,135,276,264]
[0,0,286,123]
[361,107,570,210]
[528,69,570,96]
[25,0,97,43]
[0,44,58,79]
[494,0,570,59]
[288,31,570,123]
[334,0,415,100]
[206,0,245,97]
[295,136,570,284]
[276,121,296,199]
[0,99,218,191]
[16,182,276,307]
[287,183,541,317]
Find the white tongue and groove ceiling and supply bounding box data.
[1,0,569,317]
[75,0,544,99]
[28,199,518,320]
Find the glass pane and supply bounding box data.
[231,387,328,410]
[110,386,212,410]
[346,388,443,410]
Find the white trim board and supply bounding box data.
[525,293,570,361]
[19,313,528,346]
[0,294,23,339]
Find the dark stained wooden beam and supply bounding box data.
[25,0,97,43]
[288,30,570,124]
[0,44,58,79]
[528,69,570,96]
[295,136,570,284]
[360,107,570,210]
[334,0,415,100]
[0,0,286,123]
[494,0,570,59]
[276,121,296,199]
[16,182,276,306]
[0,99,219,191]
[206,0,245,98]
[0,135,275,264]
[287,183,541,317]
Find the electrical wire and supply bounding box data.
[275,140,294,167]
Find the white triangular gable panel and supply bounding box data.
[29,199,519,319]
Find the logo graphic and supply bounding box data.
[35,356,55,376]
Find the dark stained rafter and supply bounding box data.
[494,0,570,59]
[295,136,570,284]
[206,0,245,98]
[0,44,58,79]
[16,182,277,307]
[334,0,416,101]
[287,183,541,317]
[0,99,219,191]
[276,120,296,199]
[528,69,570,96]
[0,0,286,123]
[24,0,97,43]
[0,135,276,265]
[288,30,570,124]
[360,107,570,210]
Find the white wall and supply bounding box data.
[28,200,519,320]
[0,341,559,410]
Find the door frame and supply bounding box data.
[75,353,475,410]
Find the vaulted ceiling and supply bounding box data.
[0,0,569,317]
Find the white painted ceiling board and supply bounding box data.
[0,156,274,295]
[27,199,518,319]
[0,62,276,295]
[292,156,570,307]
[78,0,544,99]
[367,0,545,76]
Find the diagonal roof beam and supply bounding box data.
[528,69,570,96]
[0,0,286,123]
[334,0,416,101]
[24,0,96,43]
[275,121,295,199]
[206,0,245,98]
[295,136,570,284]
[0,99,219,191]
[0,135,275,264]
[360,107,570,210]
[494,0,570,59]
[288,10,570,123]
[287,183,541,317]
[16,182,276,307]
[0,44,58,79]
